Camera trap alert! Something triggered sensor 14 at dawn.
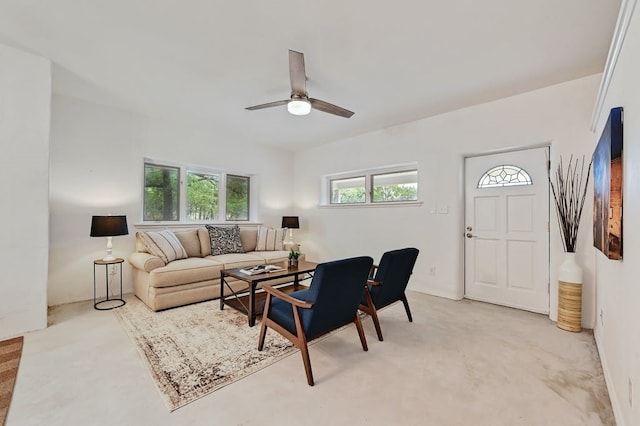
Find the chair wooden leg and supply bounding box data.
[401,293,413,322]
[291,305,314,386]
[363,288,383,341]
[257,294,271,351]
[354,314,368,352]
[300,342,314,386]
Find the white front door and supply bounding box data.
[464,147,549,313]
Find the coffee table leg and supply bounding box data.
[249,280,256,326]
[220,273,225,310]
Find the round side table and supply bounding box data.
[93,258,126,310]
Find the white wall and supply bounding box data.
[48,95,295,306]
[592,3,640,425]
[0,44,50,339]
[294,74,600,326]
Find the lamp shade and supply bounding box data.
[281,216,300,229]
[90,216,129,237]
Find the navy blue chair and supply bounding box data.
[258,256,373,386]
[360,248,419,341]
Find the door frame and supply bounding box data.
[461,144,551,313]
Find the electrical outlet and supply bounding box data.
[108,265,116,275]
[428,266,436,276]
[629,378,633,407]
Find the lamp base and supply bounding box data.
[283,229,296,250]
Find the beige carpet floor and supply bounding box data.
[115,298,295,411]
[0,336,23,426]
[7,292,615,425]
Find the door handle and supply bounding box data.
[466,233,475,239]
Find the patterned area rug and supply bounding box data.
[114,298,295,411]
[0,336,23,426]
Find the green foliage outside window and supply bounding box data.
[226,174,250,221]
[187,172,219,221]
[144,164,179,221]
[332,187,366,203]
[372,184,417,202]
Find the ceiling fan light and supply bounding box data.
[287,99,311,116]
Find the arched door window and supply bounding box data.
[477,165,532,188]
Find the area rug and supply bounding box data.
[0,336,23,426]
[114,298,296,411]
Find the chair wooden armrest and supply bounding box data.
[367,279,383,286]
[369,264,379,278]
[261,283,313,309]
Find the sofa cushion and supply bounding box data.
[148,257,224,288]
[174,229,202,257]
[206,225,244,255]
[198,227,212,257]
[256,227,285,251]
[253,251,290,263]
[207,253,265,269]
[138,230,188,264]
[240,228,258,252]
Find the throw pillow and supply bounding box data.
[256,226,285,251]
[206,225,244,256]
[138,230,189,264]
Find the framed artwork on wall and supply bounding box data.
[593,106,623,260]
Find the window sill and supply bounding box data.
[319,201,423,209]
[133,221,263,230]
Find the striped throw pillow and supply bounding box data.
[138,230,188,264]
[256,227,285,251]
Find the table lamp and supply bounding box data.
[282,216,300,248]
[90,215,129,261]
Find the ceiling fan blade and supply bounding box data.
[309,98,354,118]
[289,50,307,95]
[245,100,289,111]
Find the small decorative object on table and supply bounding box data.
[549,155,592,332]
[288,248,301,268]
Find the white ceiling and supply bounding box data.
[0,1,621,150]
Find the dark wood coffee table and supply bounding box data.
[220,260,317,326]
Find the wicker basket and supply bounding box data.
[558,281,582,332]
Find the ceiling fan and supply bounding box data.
[245,50,354,118]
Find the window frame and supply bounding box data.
[142,158,255,224]
[323,163,420,207]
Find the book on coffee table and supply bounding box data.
[239,264,284,275]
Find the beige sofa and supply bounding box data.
[128,226,295,311]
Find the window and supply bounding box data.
[477,165,532,188]
[143,160,253,222]
[331,176,366,204]
[144,164,179,221]
[372,170,418,202]
[326,164,418,205]
[226,175,250,221]
[187,171,219,221]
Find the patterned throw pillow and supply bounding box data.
[138,230,188,264]
[206,225,244,256]
[255,226,285,251]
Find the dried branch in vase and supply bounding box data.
[548,155,592,253]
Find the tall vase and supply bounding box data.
[557,252,583,332]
